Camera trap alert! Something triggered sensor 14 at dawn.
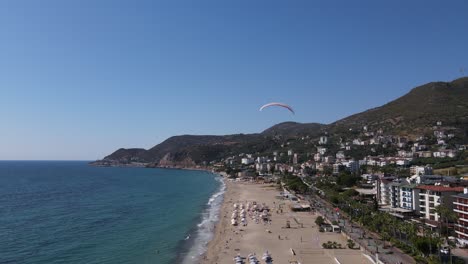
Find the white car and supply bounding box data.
[440,247,450,255]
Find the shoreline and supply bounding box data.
[88,161,225,263]
[88,161,214,172]
[200,180,235,264]
[199,181,375,264]
[178,172,226,264]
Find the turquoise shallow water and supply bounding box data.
[0,161,221,264]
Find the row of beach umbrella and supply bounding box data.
[234,251,273,264]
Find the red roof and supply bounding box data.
[416,185,464,192]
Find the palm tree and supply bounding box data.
[389,216,399,240]
[424,226,436,256]
[406,222,419,254]
[332,241,338,249]
[430,235,443,261]
[394,220,402,241]
[434,205,457,262]
[371,212,384,232]
[435,204,458,239]
[420,217,426,237]
[381,230,391,249]
[381,214,392,247]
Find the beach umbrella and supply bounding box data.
[262,251,273,264]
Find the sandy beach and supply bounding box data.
[200,181,374,264]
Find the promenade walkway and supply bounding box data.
[308,195,415,264]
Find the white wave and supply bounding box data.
[181,175,226,264]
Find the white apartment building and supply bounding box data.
[241,158,254,165]
[293,153,298,164]
[313,153,321,162]
[317,147,327,155]
[389,182,401,208]
[319,136,328,145]
[342,160,360,173]
[324,156,335,163]
[399,184,420,211]
[336,151,345,159]
[396,159,410,166]
[378,179,393,206]
[410,165,433,176]
[416,185,463,222]
[453,189,468,246]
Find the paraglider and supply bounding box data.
[259,102,294,114]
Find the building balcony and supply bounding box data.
[454,209,468,215]
[455,230,468,237]
[455,223,468,229]
[454,201,468,207]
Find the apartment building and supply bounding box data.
[377,178,394,206]
[400,184,420,211]
[453,189,468,246]
[417,185,463,222]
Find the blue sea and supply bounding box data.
[0,161,224,264]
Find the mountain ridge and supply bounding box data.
[93,77,468,167]
[330,77,468,135]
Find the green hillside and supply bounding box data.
[94,77,468,166]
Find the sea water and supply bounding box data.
[0,161,223,264]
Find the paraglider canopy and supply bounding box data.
[259,102,295,114]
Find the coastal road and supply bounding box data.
[307,194,415,264]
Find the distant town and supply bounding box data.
[92,76,468,263]
[205,120,468,262]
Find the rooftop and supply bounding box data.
[355,188,376,195]
[416,185,464,192]
[400,184,418,188]
[453,192,468,198]
[391,207,414,213]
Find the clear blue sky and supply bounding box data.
[1,0,467,160]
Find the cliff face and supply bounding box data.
[89,148,149,166]
[93,77,468,167]
[155,153,196,167]
[94,133,275,166]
